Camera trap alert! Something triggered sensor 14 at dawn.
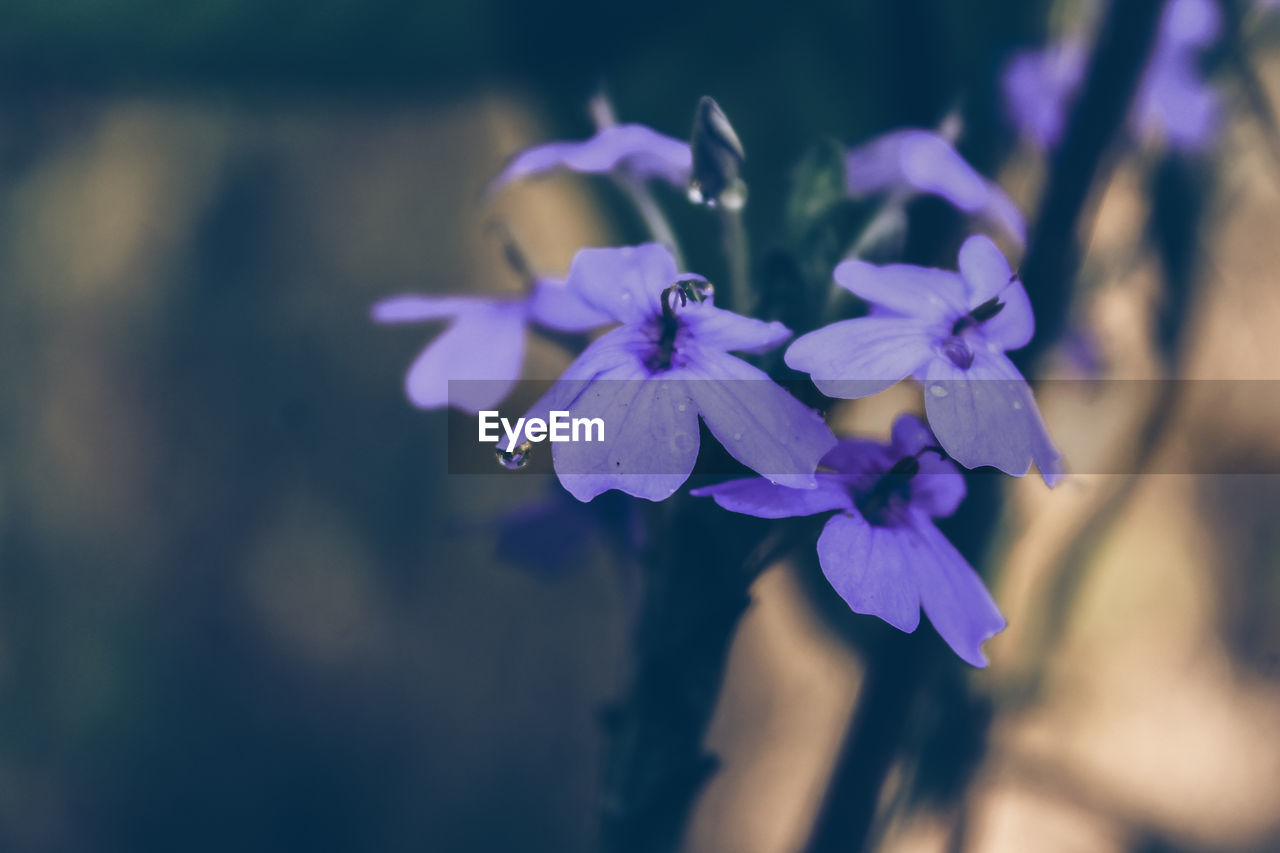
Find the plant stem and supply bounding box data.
[719,205,750,315]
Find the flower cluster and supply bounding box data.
[373,97,1065,666]
[1003,0,1222,152]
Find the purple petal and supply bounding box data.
[847,130,983,209]
[1002,41,1086,149]
[920,350,1063,486]
[402,302,527,412]
[957,235,1014,306]
[982,279,1035,352]
[565,243,678,325]
[680,304,792,353]
[527,277,614,333]
[834,259,968,321]
[956,236,1035,351]
[906,512,1006,667]
[690,476,853,518]
[785,316,936,399]
[894,130,990,209]
[816,512,922,633]
[682,345,837,488]
[886,414,966,518]
[552,368,701,502]
[486,124,692,195]
[371,294,492,324]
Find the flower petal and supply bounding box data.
[982,278,1035,352]
[402,302,527,412]
[957,234,1018,308]
[486,124,692,195]
[682,345,837,488]
[565,243,678,325]
[690,476,853,518]
[907,511,1006,667]
[527,277,614,333]
[371,294,492,324]
[785,316,936,399]
[920,350,1063,486]
[816,512,922,633]
[680,304,792,353]
[552,369,701,502]
[895,130,991,211]
[833,259,968,322]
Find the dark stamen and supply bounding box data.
[950,296,1006,336]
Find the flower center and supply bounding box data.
[943,296,1005,369]
[645,279,712,373]
[853,455,919,526]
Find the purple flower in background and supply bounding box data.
[692,414,1006,666]
[1004,0,1221,152]
[785,235,1062,484]
[485,124,692,196]
[519,243,836,502]
[372,277,612,413]
[844,128,1026,247]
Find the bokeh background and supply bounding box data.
[2,1,1280,851]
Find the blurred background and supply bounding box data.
[2,0,1280,851]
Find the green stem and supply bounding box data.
[719,205,750,315]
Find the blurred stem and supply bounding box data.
[719,206,750,314]
[1015,0,1167,370]
[591,91,685,267]
[612,174,685,268]
[820,191,908,324]
[599,499,770,853]
[808,3,1168,850]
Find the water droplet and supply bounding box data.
[676,402,687,411]
[1011,400,1023,410]
[733,431,743,440]
[930,385,949,398]
[496,440,534,470]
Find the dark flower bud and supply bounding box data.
[687,96,746,210]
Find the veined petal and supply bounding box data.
[681,345,837,488]
[920,350,1063,486]
[816,512,922,633]
[680,304,792,353]
[690,476,853,518]
[833,259,967,321]
[907,511,1006,667]
[403,302,527,412]
[785,316,936,399]
[486,124,692,195]
[527,277,614,333]
[552,369,700,502]
[565,243,678,325]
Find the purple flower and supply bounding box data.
[692,414,1005,666]
[485,124,692,196]
[785,235,1062,485]
[1003,0,1221,152]
[844,129,1026,247]
[518,243,837,502]
[372,277,612,413]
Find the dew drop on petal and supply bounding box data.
[930,385,949,398]
[1011,400,1023,410]
[733,431,743,440]
[496,440,534,470]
